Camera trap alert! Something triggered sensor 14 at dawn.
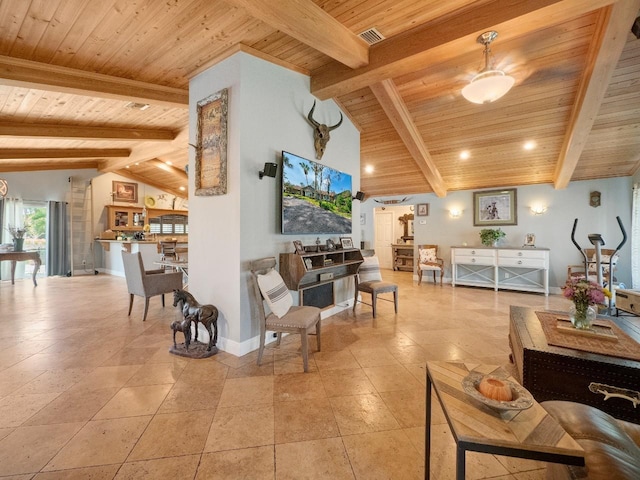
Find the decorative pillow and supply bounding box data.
[358,256,382,282]
[256,269,293,318]
[419,248,437,264]
[589,254,618,275]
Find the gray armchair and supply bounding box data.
[122,251,183,321]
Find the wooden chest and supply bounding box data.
[615,289,640,316]
[509,306,640,424]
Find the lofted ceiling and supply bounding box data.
[0,0,639,199]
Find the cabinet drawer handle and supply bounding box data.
[588,382,640,408]
[471,250,476,254]
[517,260,522,265]
[518,252,523,256]
[471,258,476,263]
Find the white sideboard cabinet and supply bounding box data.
[451,247,550,295]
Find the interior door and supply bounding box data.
[374,210,394,269]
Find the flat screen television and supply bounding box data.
[281,151,353,235]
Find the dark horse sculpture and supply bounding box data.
[170,318,192,350]
[172,289,218,351]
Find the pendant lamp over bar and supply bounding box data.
[461,31,515,104]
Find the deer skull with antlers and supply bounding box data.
[306,100,343,160]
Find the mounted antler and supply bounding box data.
[306,100,343,160]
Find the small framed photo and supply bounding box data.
[112,181,138,203]
[340,237,354,249]
[473,188,517,226]
[304,258,313,269]
[326,239,336,251]
[293,240,305,255]
[416,203,429,216]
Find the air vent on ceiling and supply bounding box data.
[125,101,150,111]
[358,27,385,45]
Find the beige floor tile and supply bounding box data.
[318,369,377,397]
[204,404,274,452]
[362,365,422,392]
[350,347,401,368]
[115,455,200,479]
[0,423,84,476]
[73,365,143,390]
[275,437,355,480]
[125,362,186,386]
[342,429,424,479]
[274,372,326,402]
[0,392,61,427]
[127,410,215,461]
[379,388,425,428]
[158,380,223,413]
[196,446,274,480]
[330,393,401,436]
[274,397,339,443]
[101,347,163,366]
[178,360,229,386]
[33,465,120,480]
[43,416,152,471]
[13,368,96,395]
[313,349,361,371]
[218,376,273,408]
[93,384,173,419]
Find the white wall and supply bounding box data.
[189,52,360,354]
[361,178,633,289]
[0,170,96,204]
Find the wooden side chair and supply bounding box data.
[250,257,321,372]
[353,253,398,318]
[567,248,619,286]
[121,251,183,321]
[160,241,177,261]
[417,244,444,285]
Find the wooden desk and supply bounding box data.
[425,361,584,480]
[0,251,41,286]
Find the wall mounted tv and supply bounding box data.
[281,151,353,235]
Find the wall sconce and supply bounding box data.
[353,191,365,201]
[449,208,462,218]
[259,162,277,179]
[530,205,547,215]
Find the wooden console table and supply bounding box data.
[0,251,42,286]
[425,361,584,479]
[509,305,640,424]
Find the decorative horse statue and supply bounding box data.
[170,318,192,350]
[172,289,219,351]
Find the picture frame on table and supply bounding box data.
[340,237,354,249]
[416,203,429,216]
[326,239,336,251]
[195,88,228,196]
[293,240,305,255]
[473,188,517,226]
[112,181,138,203]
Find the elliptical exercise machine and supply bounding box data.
[570,216,627,315]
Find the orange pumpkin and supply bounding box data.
[478,376,513,401]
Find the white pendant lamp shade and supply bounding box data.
[462,69,515,104]
[462,31,515,104]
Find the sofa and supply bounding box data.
[541,400,640,479]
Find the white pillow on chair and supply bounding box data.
[359,256,382,283]
[419,248,437,264]
[257,269,293,318]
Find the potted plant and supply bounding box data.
[479,228,505,247]
[6,224,27,252]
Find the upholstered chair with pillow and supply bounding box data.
[250,257,321,372]
[417,244,444,285]
[567,248,619,286]
[353,253,398,318]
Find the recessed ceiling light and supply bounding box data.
[165,161,172,166]
[524,141,536,150]
[179,186,186,191]
[460,150,470,160]
[125,165,130,169]
[365,165,374,174]
[125,101,150,111]
[135,162,139,166]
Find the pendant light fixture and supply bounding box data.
[461,31,515,104]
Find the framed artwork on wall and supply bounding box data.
[112,181,138,203]
[195,88,228,196]
[416,203,429,216]
[473,188,517,226]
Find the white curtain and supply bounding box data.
[1,197,24,280]
[632,184,640,288]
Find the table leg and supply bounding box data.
[32,255,41,287]
[425,371,432,480]
[10,260,16,285]
[456,445,466,480]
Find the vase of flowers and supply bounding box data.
[6,224,26,252]
[479,228,506,247]
[562,279,611,329]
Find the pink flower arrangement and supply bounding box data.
[562,278,611,306]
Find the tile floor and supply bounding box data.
[0,270,571,479]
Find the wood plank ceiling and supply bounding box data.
[0,0,639,199]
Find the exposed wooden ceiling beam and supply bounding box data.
[0,55,188,107]
[147,159,188,181]
[311,0,614,99]
[553,0,640,188]
[0,148,130,159]
[100,128,189,172]
[114,169,187,199]
[224,0,368,68]
[0,160,99,172]
[370,80,447,198]
[0,122,176,141]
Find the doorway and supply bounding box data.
[373,205,414,270]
